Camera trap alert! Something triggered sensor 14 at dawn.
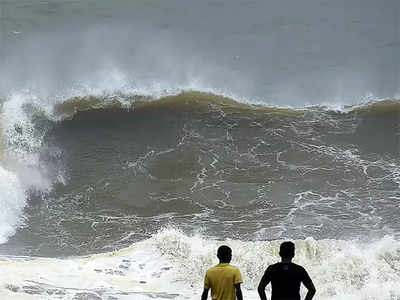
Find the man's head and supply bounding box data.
[217,245,232,263]
[279,241,295,259]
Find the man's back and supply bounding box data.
[204,263,243,300]
[258,242,316,300]
[262,262,313,300]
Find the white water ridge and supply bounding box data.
[0,229,398,299]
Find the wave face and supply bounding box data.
[0,91,399,257]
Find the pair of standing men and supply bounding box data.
[201,241,316,300]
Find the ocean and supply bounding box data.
[0,0,399,299]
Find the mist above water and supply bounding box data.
[0,0,399,106]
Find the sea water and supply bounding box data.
[0,0,399,299]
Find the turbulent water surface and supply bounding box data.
[0,0,399,299]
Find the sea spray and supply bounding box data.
[0,166,26,243]
[0,91,56,244]
[151,229,400,299]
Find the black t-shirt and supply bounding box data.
[261,262,312,300]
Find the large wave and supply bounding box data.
[0,88,399,248]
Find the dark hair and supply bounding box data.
[217,245,232,262]
[279,241,295,258]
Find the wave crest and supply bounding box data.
[54,91,302,119]
[53,91,400,117]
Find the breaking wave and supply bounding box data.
[0,90,399,246]
[0,228,399,300]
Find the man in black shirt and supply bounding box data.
[257,241,316,300]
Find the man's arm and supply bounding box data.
[235,283,243,300]
[201,288,209,300]
[303,280,316,300]
[257,268,271,300]
[301,270,316,300]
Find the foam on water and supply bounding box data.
[0,91,54,244]
[152,229,400,299]
[0,166,26,244]
[0,228,398,299]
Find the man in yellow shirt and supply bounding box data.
[201,245,244,300]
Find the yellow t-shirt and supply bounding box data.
[204,263,243,300]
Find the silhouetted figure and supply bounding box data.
[258,241,316,300]
[201,245,243,300]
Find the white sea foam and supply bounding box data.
[0,228,398,299]
[152,229,400,299]
[0,91,55,244]
[0,166,26,244]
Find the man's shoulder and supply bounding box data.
[267,262,306,271]
[207,264,240,272]
[291,262,307,271]
[267,262,281,270]
[289,263,311,278]
[226,264,240,270]
[206,264,219,273]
